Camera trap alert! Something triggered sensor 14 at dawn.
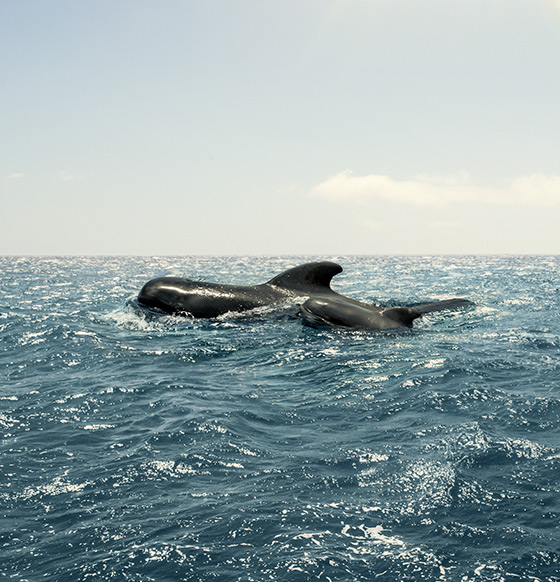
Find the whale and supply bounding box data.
[300,296,473,331]
[137,260,474,326]
[137,261,352,318]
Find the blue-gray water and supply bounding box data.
[1,255,559,581]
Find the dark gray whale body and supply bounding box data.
[137,261,473,329]
[300,296,473,331]
[137,261,347,318]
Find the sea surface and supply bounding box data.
[1,255,559,582]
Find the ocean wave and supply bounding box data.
[1,256,559,581]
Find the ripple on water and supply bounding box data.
[1,256,560,581]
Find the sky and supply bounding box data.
[2,0,560,255]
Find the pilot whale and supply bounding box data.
[137,260,473,326]
[137,261,350,317]
[300,296,473,331]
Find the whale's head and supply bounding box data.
[137,277,263,317]
[137,277,213,315]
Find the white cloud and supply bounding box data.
[311,170,560,207]
[8,173,25,180]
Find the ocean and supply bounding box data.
[1,255,559,581]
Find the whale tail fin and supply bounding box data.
[381,307,422,328]
[267,261,343,293]
[413,298,474,314]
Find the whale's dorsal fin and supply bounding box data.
[267,261,343,292]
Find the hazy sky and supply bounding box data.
[2,0,560,255]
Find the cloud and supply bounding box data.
[8,173,25,180]
[311,171,560,207]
